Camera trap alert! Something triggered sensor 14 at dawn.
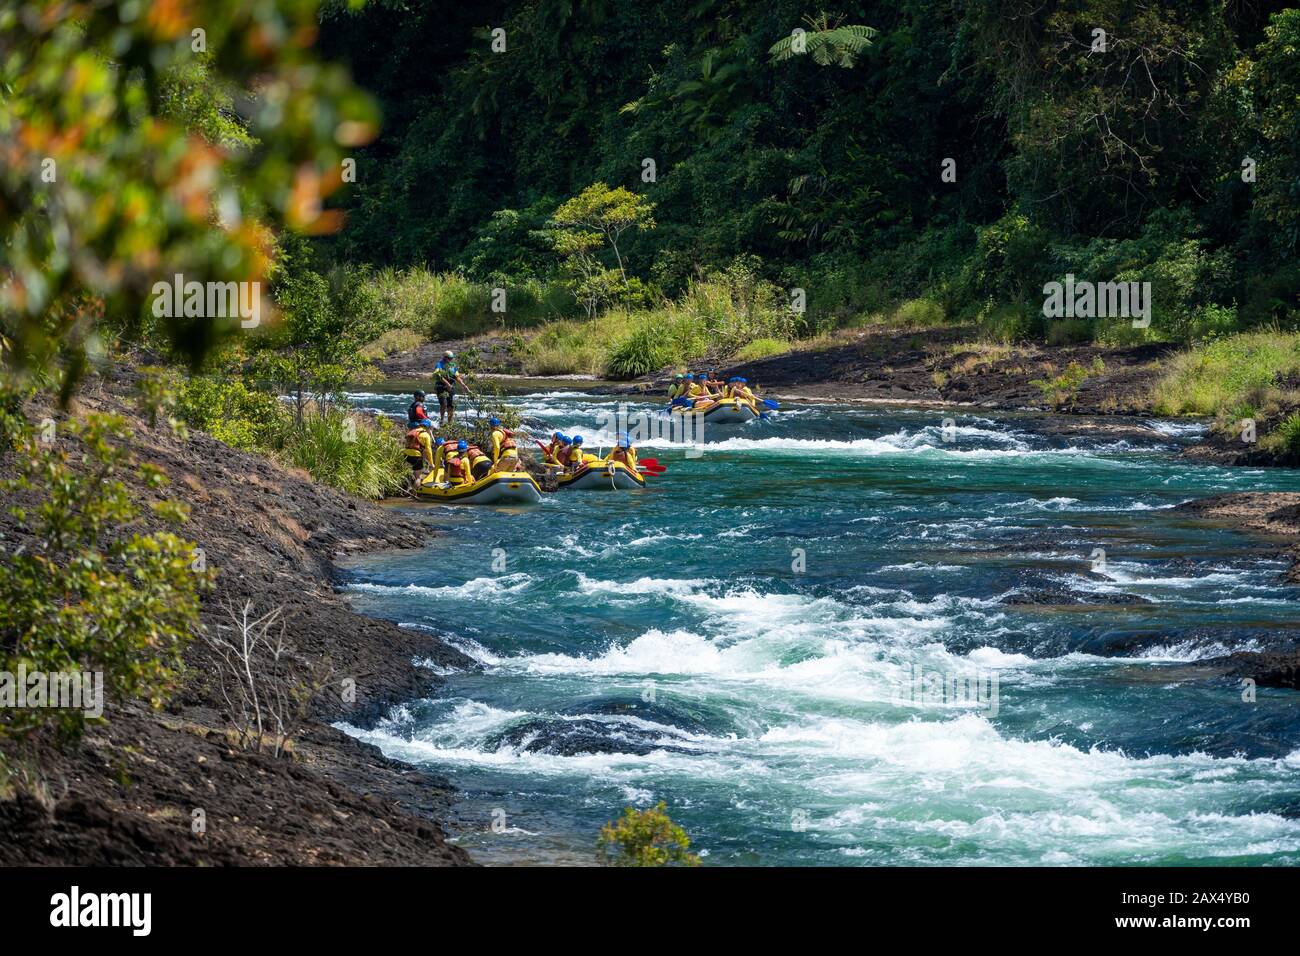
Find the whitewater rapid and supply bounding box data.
[338,390,1300,865]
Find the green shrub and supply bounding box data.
[1030,360,1099,409]
[0,411,208,740]
[734,337,790,361]
[176,376,285,451]
[1044,319,1092,346]
[1270,412,1300,458]
[891,297,948,328]
[977,303,1039,343]
[597,802,700,867]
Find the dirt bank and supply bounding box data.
[0,373,474,866]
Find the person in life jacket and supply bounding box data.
[407,390,431,426]
[428,436,448,482]
[464,442,492,480]
[667,373,687,401]
[566,434,591,470]
[432,351,469,425]
[487,417,520,473]
[543,431,568,465]
[445,440,473,485]
[605,432,638,470]
[731,377,757,406]
[405,424,434,471]
[488,416,513,462]
[687,373,719,411]
[705,370,724,394]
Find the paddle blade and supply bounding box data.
[762,398,779,409]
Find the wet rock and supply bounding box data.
[1201,651,1300,690]
[487,717,696,757]
[1003,587,1153,607]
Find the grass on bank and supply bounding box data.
[176,377,408,498]
[1150,331,1300,418]
[1151,330,1300,457]
[514,268,801,378]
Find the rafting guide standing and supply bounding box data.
[432,350,470,426]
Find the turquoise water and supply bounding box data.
[340,390,1300,866]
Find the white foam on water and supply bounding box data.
[571,572,714,599]
[1085,566,1256,589]
[1145,419,1209,438]
[346,573,534,601]
[1131,639,1263,662]
[965,646,1035,668]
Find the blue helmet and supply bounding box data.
[417,417,435,428]
[457,440,468,451]
[552,431,563,441]
[739,377,748,384]
[572,435,584,445]
[434,437,445,446]
[489,416,501,426]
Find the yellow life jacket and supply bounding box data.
[445,455,471,484]
[608,447,638,469]
[491,427,516,461]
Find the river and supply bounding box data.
[338,389,1300,865]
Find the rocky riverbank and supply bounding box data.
[0,375,473,865]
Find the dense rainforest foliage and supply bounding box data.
[306,0,1299,343]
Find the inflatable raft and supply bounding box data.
[555,459,646,490]
[413,468,543,504]
[671,397,761,424]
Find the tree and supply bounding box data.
[552,184,656,284]
[552,230,622,320]
[1244,8,1300,254]
[768,13,877,68]
[0,0,378,386]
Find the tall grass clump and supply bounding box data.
[889,297,948,328]
[607,325,672,378]
[520,319,611,375]
[277,408,408,499]
[1151,331,1300,417]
